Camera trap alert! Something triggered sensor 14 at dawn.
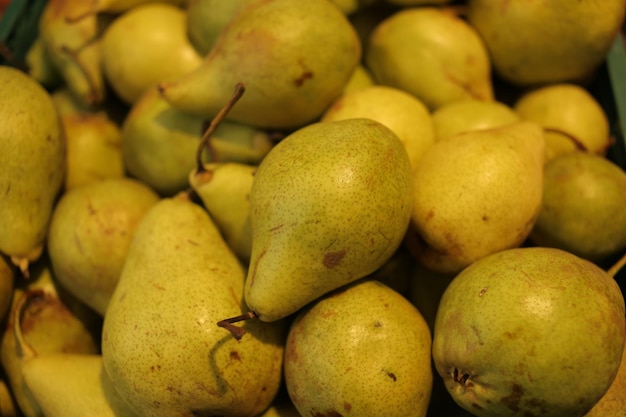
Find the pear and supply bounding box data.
[321,85,436,172]
[513,83,612,161]
[51,86,99,116]
[342,64,376,94]
[38,0,106,107]
[158,0,362,129]
[0,65,65,275]
[584,326,626,417]
[101,194,286,417]
[186,0,252,55]
[0,255,15,323]
[62,111,126,190]
[405,121,545,274]
[21,353,138,417]
[25,36,63,89]
[47,178,160,316]
[243,118,413,322]
[190,162,256,264]
[431,99,521,141]
[284,279,432,417]
[432,247,626,417]
[466,0,626,86]
[0,261,101,417]
[329,0,379,15]
[529,152,626,264]
[122,85,274,196]
[100,3,203,105]
[365,7,493,111]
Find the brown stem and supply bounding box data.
[543,127,589,153]
[607,251,626,278]
[195,83,246,174]
[217,310,257,341]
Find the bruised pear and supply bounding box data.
[432,247,626,417]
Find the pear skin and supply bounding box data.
[0,66,65,274]
[284,280,432,417]
[432,247,626,417]
[405,121,545,274]
[102,194,286,417]
[158,0,361,129]
[186,0,251,55]
[244,118,413,322]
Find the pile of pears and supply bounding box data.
[1,0,626,416]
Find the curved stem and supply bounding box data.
[543,127,589,153]
[607,251,626,278]
[195,83,246,174]
[217,310,257,341]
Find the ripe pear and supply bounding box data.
[284,279,432,417]
[158,0,361,129]
[62,112,126,190]
[101,3,203,105]
[122,85,274,196]
[432,99,520,141]
[513,83,611,161]
[102,194,286,417]
[243,118,413,322]
[190,162,256,264]
[432,247,626,417]
[466,0,626,86]
[321,85,436,172]
[38,0,106,107]
[529,152,626,263]
[186,0,252,55]
[1,261,101,417]
[405,121,545,274]
[22,353,138,417]
[0,65,65,274]
[366,7,493,111]
[584,327,626,417]
[47,178,160,316]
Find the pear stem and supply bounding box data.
[217,310,257,341]
[607,251,626,278]
[195,83,246,174]
[543,127,589,153]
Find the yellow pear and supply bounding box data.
[466,0,626,86]
[405,121,545,274]
[431,99,521,141]
[366,7,493,111]
[321,85,435,171]
[101,3,203,105]
[513,83,612,161]
[0,65,65,275]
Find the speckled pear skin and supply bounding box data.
[244,118,413,322]
[432,247,626,417]
[284,279,432,417]
[102,195,286,417]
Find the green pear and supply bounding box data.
[25,36,63,89]
[101,3,203,105]
[0,65,65,275]
[366,7,493,111]
[529,152,626,263]
[405,121,545,274]
[321,85,436,172]
[190,162,256,264]
[243,118,413,322]
[342,64,376,94]
[0,255,15,323]
[47,178,160,316]
[186,0,252,55]
[122,85,274,196]
[284,279,432,417]
[158,0,361,129]
[431,99,521,141]
[0,261,101,417]
[466,0,626,86]
[22,353,138,417]
[38,0,106,107]
[62,112,126,190]
[102,194,286,417]
[513,83,612,161]
[432,247,626,417]
[584,327,626,417]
